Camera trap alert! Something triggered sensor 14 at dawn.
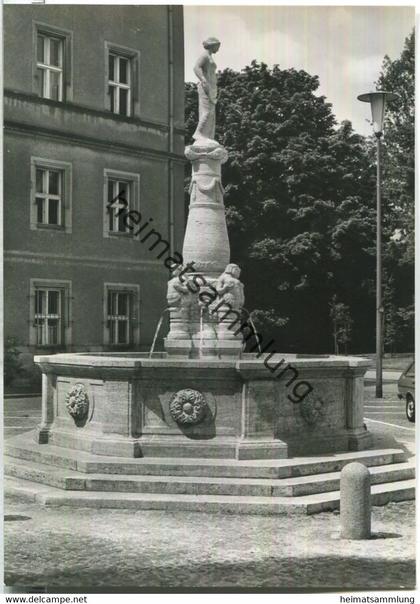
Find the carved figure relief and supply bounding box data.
[215,263,245,311]
[167,266,194,310]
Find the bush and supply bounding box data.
[24,363,42,389]
[4,337,23,386]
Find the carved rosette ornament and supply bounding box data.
[169,389,208,425]
[66,383,89,422]
[300,396,325,425]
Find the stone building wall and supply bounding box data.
[4,5,185,370]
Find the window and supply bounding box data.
[108,53,131,116]
[107,178,132,233]
[37,33,64,101]
[103,169,140,238]
[34,288,63,346]
[35,167,63,226]
[107,291,131,345]
[105,42,140,117]
[29,280,72,349]
[33,22,72,102]
[30,158,72,232]
[104,284,140,347]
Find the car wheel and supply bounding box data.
[406,395,415,423]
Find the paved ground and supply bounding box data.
[3,499,416,592]
[4,396,42,440]
[367,355,413,372]
[365,370,403,382]
[364,382,416,457]
[3,380,416,592]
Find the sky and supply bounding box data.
[184,5,414,136]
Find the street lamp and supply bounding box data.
[357,91,398,398]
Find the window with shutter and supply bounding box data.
[30,158,72,233]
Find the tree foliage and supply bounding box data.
[378,30,414,254]
[377,30,415,352]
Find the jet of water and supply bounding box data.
[241,307,262,355]
[199,306,204,359]
[149,309,170,358]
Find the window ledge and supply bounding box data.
[5,89,179,132]
[107,231,133,238]
[36,223,66,231]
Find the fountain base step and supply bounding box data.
[45,430,289,460]
[5,475,415,515]
[4,433,414,514]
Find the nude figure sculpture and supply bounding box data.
[193,37,221,144]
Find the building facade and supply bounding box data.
[4,5,185,368]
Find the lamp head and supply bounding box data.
[357,91,398,137]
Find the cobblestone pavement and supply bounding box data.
[4,498,415,592]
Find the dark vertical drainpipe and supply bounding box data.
[168,5,175,257]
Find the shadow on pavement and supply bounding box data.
[4,556,416,592]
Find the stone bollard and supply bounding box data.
[340,462,371,539]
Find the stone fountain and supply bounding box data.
[5,38,414,513]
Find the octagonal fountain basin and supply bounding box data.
[34,352,372,460]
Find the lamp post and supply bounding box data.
[357,91,397,398]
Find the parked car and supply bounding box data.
[397,360,415,422]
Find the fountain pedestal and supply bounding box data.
[165,141,244,359]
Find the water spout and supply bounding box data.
[242,308,262,355]
[149,309,170,358]
[199,306,204,359]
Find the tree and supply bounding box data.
[185,62,376,352]
[329,295,353,355]
[377,30,414,352]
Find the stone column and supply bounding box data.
[166,141,245,358]
[183,142,230,277]
[184,143,229,357]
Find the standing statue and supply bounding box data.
[193,37,220,144]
